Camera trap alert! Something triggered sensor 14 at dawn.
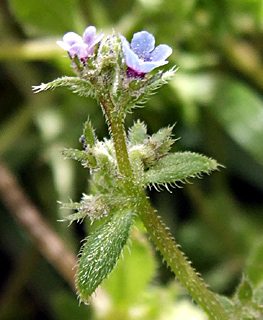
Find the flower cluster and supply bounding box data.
[57,26,172,77]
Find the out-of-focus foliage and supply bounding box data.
[0,0,262,319]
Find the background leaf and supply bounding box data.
[244,237,263,289]
[211,76,263,166]
[9,0,81,34]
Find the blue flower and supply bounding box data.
[57,26,104,62]
[119,31,172,77]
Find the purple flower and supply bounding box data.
[119,31,172,77]
[57,26,104,62]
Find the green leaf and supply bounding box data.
[104,223,157,307]
[33,76,96,98]
[77,209,133,302]
[144,152,219,187]
[9,0,80,34]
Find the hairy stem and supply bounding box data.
[100,97,228,319]
[136,197,228,320]
[100,93,133,178]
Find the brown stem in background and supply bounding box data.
[0,160,77,291]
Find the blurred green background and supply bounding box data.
[0,0,263,319]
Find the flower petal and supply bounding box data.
[62,32,83,46]
[145,44,172,62]
[135,60,168,73]
[82,26,96,45]
[68,43,91,59]
[56,40,71,51]
[120,34,141,71]
[131,31,155,58]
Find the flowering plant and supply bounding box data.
[34,26,263,320]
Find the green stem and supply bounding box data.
[136,197,228,320]
[100,94,133,178]
[100,96,228,320]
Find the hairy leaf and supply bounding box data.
[144,152,219,187]
[77,209,132,302]
[33,76,96,98]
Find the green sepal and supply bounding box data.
[129,123,176,170]
[72,54,84,73]
[82,119,96,147]
[125,66,177,111]
[61,194,109,223]
[77,209,133,302]
[128,120,148,145]
[143,126,175,167]
[61,210,88,225]
[32,76,96,98]
[236,278,253,303]
[61,148,96,168]
[59,201,87,224]
[144,152,219,188]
